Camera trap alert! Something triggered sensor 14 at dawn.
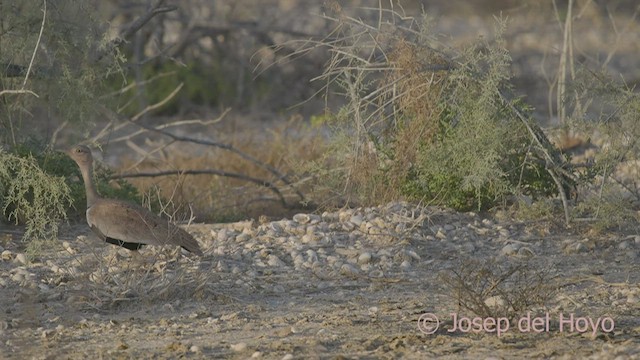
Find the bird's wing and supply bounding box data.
[87,200,202,255]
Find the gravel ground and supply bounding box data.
[1,202,639,359]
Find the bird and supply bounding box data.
[67,145,203,256]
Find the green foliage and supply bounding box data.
[404,21,558,211]
[1,140,142,241]
[109,57,267,116]
[0,146,71,242]
[0,1,119,144]
[312,10,558,211]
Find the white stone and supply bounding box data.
[230,342,247,352]
[357,252,372,265]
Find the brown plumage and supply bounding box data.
[68,145,203,256]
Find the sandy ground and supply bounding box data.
[1,203,639,359]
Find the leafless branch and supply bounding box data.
[0,89,39,98]
[110,169,287,207]
[93,1,177,63]
[22,0,46,89]
[132,82,183,122]
[135,120,304,202]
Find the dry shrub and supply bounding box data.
[439,257,557,321]
[381,40,447,195]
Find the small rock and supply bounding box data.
[501,243,519,256]
[443,224,455,231]
[459,242,475,253]
[349,214,364,226]
[517,247,535,257]
[251,351,263,358]
[435,229,447,240]
[306,250,318,263]
[293,213,311,224]
[1,250,13,261]
[301,234,315,244]
[357,252,372,265]
[485,295,505,308]
[267,255,285,267]
[342,222,356,231]
[482,219,494,227]
[41,329,56,339]
[400,260,411,270]
[405,249,420,261]
[340,264,359,276]
[190,345,201,353]
[230,342,247,352]
[62,241,76,254]
[282,354,294,360]
[14,253,27,265]
[618,241,630,250]
[216,229,230,242]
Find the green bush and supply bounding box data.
[0,146,71,242]
[307,10,559,211]
[1,140,142,242]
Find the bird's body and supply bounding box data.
[68,145,203,256]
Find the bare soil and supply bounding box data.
[1,203,638,359]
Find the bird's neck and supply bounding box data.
[80,162,100,208]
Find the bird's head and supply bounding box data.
[67,145,93,166]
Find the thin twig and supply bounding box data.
[0,89,39,98]
[22,0,46,90]
[132,82,183,122]
[93,1,177,62]
[110,169,288,207]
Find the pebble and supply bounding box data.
[517,247,535,257]
[435,229,447,240]
[400,260,411,270]
[14,253,27,265]
[485,295,505,308]
[1,250,13,261]
[340,264,359,276]
[350,215,364,226]
[293,213,311,224]
[267,255,285,267]
[501,243,519,256]
[357,252,372,264]
[230,342,247,352]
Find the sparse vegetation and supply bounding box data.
[439,257,557,321]
[292,8,566,214]
[3,2,640,358]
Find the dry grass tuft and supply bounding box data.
[439,257,557,321]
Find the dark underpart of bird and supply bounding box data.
[67,144,203,256]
